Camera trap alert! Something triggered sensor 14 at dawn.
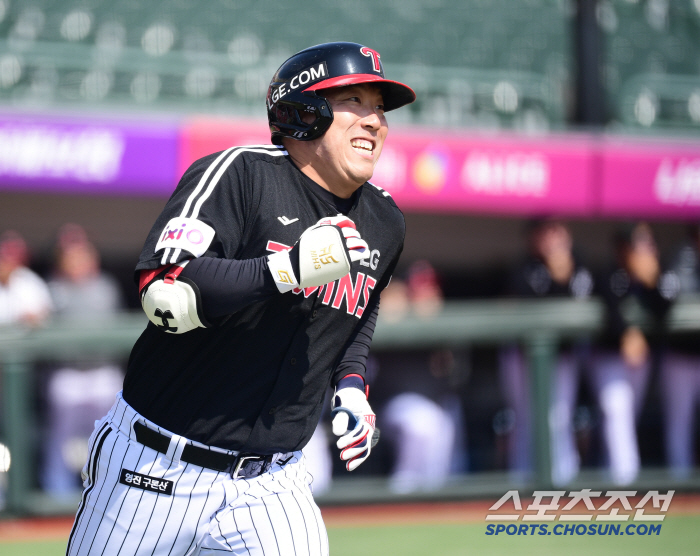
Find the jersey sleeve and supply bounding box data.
[135,150,251,274]
[179,255,278,319]
[331,296,379,385]
[331,242,403,385]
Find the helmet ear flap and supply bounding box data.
[303,96,333,140]
[270,94,333,144]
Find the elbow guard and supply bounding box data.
[140,263,209,334]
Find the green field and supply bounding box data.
[2,516,698,556]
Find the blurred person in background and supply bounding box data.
[594,222,677,484]
[0,229,52,509]
[0,230,52,327]
[662,224,700,479]
[41,224,124,496]
[499,219,594,485]
[372,260,468,493]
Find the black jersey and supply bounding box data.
[123,145,405,454]
[596,265,676,350]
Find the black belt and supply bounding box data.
[134,422,274,478]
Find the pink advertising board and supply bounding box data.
[600,138,700,219]
[180,118,598,217]
[370,131,596,216]
[0,112,697,219]
[180,117,700,220]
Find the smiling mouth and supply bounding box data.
[351,139,374,155]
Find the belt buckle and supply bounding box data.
[231,454,269,480]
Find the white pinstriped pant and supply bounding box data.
[66,393,329,556]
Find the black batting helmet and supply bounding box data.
[267,42,415,145]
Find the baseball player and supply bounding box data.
[66,42,414,556]
[499,219,594,485]
[594,223,676,485]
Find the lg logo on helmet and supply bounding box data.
[360,47,381,73]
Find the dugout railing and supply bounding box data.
[1,296,699,515]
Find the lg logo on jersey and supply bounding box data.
[359,249,380,270]
[298,272,377,319]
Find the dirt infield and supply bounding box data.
[2,494,699,541]
[0,516,75,541]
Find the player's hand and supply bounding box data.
[267,215,369,292]
[331,386,377,471]
[310,215,370,265]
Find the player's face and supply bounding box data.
[312,84,388,196]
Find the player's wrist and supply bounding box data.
[335,374,365,393]
[267,248,300,293]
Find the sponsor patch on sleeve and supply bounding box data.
[154,217,215,258]
[119,469,173,495]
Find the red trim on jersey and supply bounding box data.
[139,267,165,294]
[266,240,291,253]
[138,263,186,293]
[164,265,185,284]
[342,373,365,383]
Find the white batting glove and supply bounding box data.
[331,386,377,471]
[267,215,369,293]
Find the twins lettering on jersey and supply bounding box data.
[267,240,378,318]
